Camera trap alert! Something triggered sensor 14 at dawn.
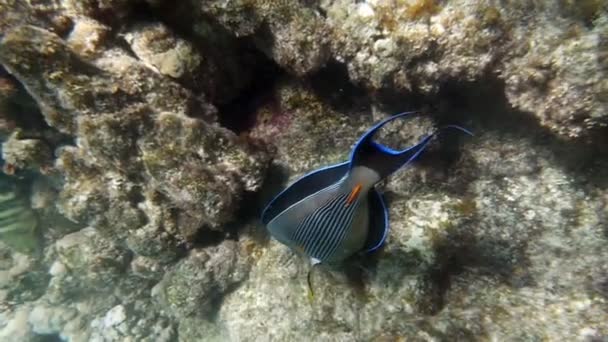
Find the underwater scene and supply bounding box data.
[0,0,607,341]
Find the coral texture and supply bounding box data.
[0,0,607,341]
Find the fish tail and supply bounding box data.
[438,124,474,136]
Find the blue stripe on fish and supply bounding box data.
[321,201,360,261]
[309,195,348,258]
[262,111,473,265]
[316,196,357,260]
[290,189,362,262]
[292,192,340,245]
[297,194,347,256]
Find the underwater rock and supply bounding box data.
[0,22,271,252]
[0,74,18,135]
[88,303,176,342]
[130,255,167,281]
[0,1,606,341]
[124,22,203,80]
[0,307,37,341]
[217,81,608,340]
[0,242,48,305]
[177,317,226,342]
[61,0,133,23]
[143,0,608,139]
[250,80,374,176]
[325,0,504,94]
[26,266,169,341]
[153,240,250,319]
[0,24,217,134]
[325,0,608,138]
[503,8,608,138]
[139,112,270,230]
[0,0,71,37]
[145,0,331,76]
[66,17,111,59]
[1,132,52,173]
[27,304,81,337]
[55,146,147,241]
[47,227,130,301]
[123,21,247,104]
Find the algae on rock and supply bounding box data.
[153,240,250,319]
[0,22,272,257]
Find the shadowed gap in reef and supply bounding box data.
[436,76,608,189]
[217,46,284,134]
[307,60,372,115]
[127,1,286,134]
[0,67,52,134]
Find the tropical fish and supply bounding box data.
[0,173,39,254]
[261,111,472,267]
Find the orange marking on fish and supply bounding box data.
[345,184,362,207]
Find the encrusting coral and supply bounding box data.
[0,0,607,341]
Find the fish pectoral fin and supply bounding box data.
[345,183,362,207]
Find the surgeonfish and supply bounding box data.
[261,111,472,266]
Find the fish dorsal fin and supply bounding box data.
[261,162,349,224]
[362,188,389,253]
[349,112,473,179]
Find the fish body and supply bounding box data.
[261,112,471,265]
[0,174,39,253]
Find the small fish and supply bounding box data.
[261,112,472,267]
[0,174,39,254]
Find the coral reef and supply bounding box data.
[152,240,250,319]
[217,82,608,341]
[2,132,53,172]
[0,0,607,341]
[0,20,272,252]
[144,0,608,139]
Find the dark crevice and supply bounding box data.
[307,60,371,115]
[0,67,74,177]
[434,75,608,190]
[0,67,49,133]
[217,45,284,133]
[33,333,63,342]
[188,227,227,250]
[126,1,286,134]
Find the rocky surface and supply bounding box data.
[0,0,607,341]
[152,240,251,319]
[216,82,608,341]
[142,0,608,139]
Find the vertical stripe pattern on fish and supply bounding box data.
[291,191,362,262]
[0,174,39,253]
[262,111,473,265]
